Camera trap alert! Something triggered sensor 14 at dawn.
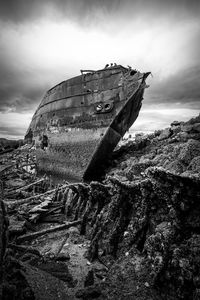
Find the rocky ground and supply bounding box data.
[0,113,200,300]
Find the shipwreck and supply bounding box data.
[25,64,150,181]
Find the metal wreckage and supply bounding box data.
[2,65,200,299]
[25,64,150,181]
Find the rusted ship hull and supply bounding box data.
[25,65,150,181]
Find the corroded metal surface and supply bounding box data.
[25,65,150,181]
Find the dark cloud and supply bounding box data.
[147,65,200,109]
[0,63,47,113]
[0,87,44,113]
[0,0,200,24]
[0,0,121,24]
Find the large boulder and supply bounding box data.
[158,128,172,141]
[178,139,200,164]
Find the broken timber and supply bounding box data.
[16,219,82,243]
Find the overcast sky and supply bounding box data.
[0,0,200,139]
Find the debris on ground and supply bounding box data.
[0,114,200,299]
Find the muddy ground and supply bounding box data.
[0,114,200,300]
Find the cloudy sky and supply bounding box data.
[0,0,200,139]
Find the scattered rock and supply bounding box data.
[158,128,172,140]
[181,124,194,132]
[178,139,200,164]
[171,120,182,127]
[192,122,200,133]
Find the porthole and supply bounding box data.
[104,102,113,112]
[105,103,111,110]
[95,102,113,113]
[96,104,103,112]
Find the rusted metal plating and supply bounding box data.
[25,65,150,181]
